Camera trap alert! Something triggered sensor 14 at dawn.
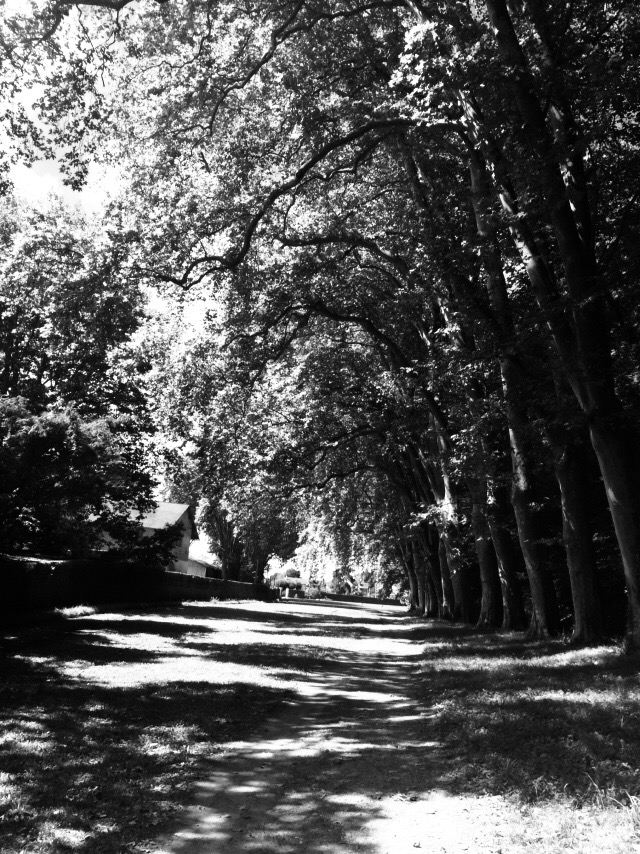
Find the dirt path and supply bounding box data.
[150,599,500,854]
[4,597,639,854]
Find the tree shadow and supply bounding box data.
[3,599,638,854]
[157,649,435,854]
[71,616,219,637]
[415,625,640,805]
[0,651,292,854]
[0,600,428,854]
[155,607,640,853]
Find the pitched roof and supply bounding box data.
[135,502,192,531]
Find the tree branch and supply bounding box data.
[153,118,424,287]
[61,1,169,9]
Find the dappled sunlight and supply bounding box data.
[1,598,430,854]
[414,621,640,824]
[3,599,640,854]
[146,602,473,854]
[54,653,286,690]
[421,641,623,675]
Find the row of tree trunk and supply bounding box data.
[385,1,639,649]
[392,412,615,644]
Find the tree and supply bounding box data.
[0,194,155,554]
[147,308,302,580]
[0,198,144,414]
[0,397,152,555]
[7,1,640,644]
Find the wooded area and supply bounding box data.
[2,1,640,648]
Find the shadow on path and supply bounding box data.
[151,603,640,854]
[4,599,639,854]
[152,601,446,854]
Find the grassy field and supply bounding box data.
[417,624,640,851]
[1,602,639,854]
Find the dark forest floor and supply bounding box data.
[1,600,639,853]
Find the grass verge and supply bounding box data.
[0,605,290,854]
[417,624,640,850]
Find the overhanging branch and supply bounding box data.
[154,118,427,287]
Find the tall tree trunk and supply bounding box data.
[440,524,473,623]
[481,0,640,650]
[226,543,243,581]
[485,483,527,630]
[421,525,444,619]
[508,408,560,638]
[471,498,503,628]
[468,149,559,636]
[438,533,455,620]
[425,571,438,618]
[216,516,243,581]
[469,155,601,640]
[398,539,419,612]
[426,442,475,624]
[411,538,427,616]
[467,475,503,627]
[406,560,420,613]
[553,437,602,643]
[416,532,439,617]
[587,419,640,649]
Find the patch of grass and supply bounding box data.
[0,608,291,854]
[418,626,640,809]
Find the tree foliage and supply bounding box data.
[0,194,154,554]
[4,1,640,643]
